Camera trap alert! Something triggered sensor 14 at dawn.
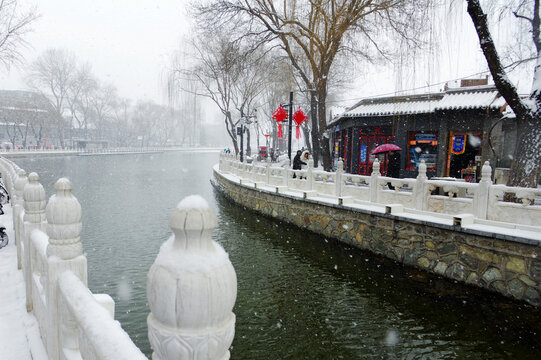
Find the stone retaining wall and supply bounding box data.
[213,169,541,307]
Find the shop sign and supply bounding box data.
[360,145,367,163]
[415,133,437,143]
[451,134,466,155]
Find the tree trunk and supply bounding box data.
[310,90,320,167]
[508,114,541,187]
[317,86,332,171]
[467,0,540,188]
[246,128,251,156]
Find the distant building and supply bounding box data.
[329,83,516,181]
[0,90,57,148]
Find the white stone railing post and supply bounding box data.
[45,178,87,360]
[14,169,28,269]
[23,172,46,312]
[147,195,237,360]
[335,158,343,197]
[473,161,492,220]
[414,160,429,211]
[266,155,271,184]
[370,158,381,203]
[284,163,290,187]
[307,159,314,190]
[250,161,256,182]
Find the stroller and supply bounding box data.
[0,227,8,249]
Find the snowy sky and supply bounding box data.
[0,0,190,104]
[0,1,533,109]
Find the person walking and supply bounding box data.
[293,150,307,178]
[0,227,8,249]
[386,150,401,190]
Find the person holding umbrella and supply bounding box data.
[386,150,401,189]
[371,143,402,190]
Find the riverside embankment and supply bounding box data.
[213,153,541,307]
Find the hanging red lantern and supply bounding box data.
[272,104,288,138]
[293,106,307,139]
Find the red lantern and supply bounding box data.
[272,104,288,138]
[293,107,307,139]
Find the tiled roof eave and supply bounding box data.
[435,104,503,111]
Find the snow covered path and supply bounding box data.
[0,204,47,359]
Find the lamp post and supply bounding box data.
[288,91,293,162]
[237,113,256,163]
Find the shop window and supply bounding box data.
[407,132,438,171]
[448,133,482,179]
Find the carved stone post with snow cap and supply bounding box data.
[335,158,344,197]
[23,172,46,312]
[414,160,429,211]
[45,178,87,360]
[13,169,28,269]
[147,195,237,360]
[473,161,492,220]
[370,158,381,203]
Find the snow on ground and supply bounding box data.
[0,204,47,360]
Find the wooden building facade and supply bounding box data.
[329,85,515,180]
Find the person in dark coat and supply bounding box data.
[292,150,307,178]
[0,227,8,249]
[386,150,401,190]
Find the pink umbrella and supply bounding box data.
[370,143,402,155]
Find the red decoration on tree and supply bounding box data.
[293,107,307,139]
[272,104,288,138]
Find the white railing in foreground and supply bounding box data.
[0,156,237,360]
[219,152,541,227]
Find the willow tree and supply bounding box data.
[467,0,541,188]
[195,0,432,170]
[170,31,272,156]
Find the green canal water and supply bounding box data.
[14,151,541,359]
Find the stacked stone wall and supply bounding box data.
[214,170,541,307]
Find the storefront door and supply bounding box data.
[358,128,394,175]
[447,132,482,181]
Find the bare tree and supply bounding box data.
[195,0,432,170]
[172,35,244,154]
[467,0,541,188]
[66,63,97,140]
[90,83,117,140]
[167,69,201,147]
[27,48,77,148]
[111,97,132,147]
[0,0,37,67]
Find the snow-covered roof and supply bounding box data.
[343,95,441,117]
[435,86,504,110]
[0,90,54,113]
[335,85,509,123]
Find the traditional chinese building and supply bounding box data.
[329,83,516,181]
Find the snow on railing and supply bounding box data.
[1,155,238,359]
[219,152,541,227]
[147,195,237,360]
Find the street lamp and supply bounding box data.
[237,113,256,162]
[280,91,294,164]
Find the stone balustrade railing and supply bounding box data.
[219,152,541,226]
[0,155,237,360]
[0,146,221,155]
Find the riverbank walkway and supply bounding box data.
[0,202,47,359]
